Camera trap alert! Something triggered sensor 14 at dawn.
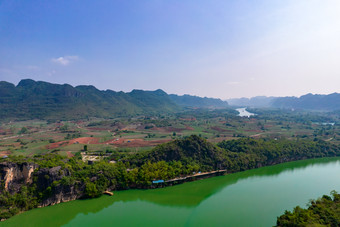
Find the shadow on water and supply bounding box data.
[3,157,340,227]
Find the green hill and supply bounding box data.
[0,79,179,120]
[169,94,229,108]
[0,79,233,120]
[128,135,226,171]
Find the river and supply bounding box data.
[236,107,255,117]
[3,157,340,227]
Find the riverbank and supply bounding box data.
[151,170,227,188]
[4,157,340,227]
[1,135,340,222]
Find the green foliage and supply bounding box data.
[276,191,340,226]
[0,186,38,219]
[84,182,99,198]
[217,138,340,172]
[127,135,226,172]
[59,124,69,132]
[18,127,28,134]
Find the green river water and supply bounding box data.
[3,157,340,227]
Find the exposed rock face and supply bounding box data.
[0,162,38,193]
[0,162,86,208]
[35,166,85,207]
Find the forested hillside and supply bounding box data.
[0,79,179,119]
[169,94,229,108]
[0,80,233,120]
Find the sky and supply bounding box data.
[1,0,340,99]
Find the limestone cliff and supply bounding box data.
[35,166,85,207]
[0,162,85,208]
[0,162,38,193]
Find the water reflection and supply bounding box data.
[3,157,340,227]
[122,158,340,205]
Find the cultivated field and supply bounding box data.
[1,109,340,158]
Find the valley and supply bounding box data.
[1,108,340,159]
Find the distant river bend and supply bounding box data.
[236,107,255,117]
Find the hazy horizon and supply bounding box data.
[3,78,339,100]
[1,0,340,99]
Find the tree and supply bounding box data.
[19,127,28,134]
[84,182,99,198]
[59,124,69,132]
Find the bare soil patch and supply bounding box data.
[210,126,232,133]
[66,151,74,158]
[185,125,194,131]
[46,137,100,149]
[0,151,11,157]
[47,136,169,149]
[104,138,171,148]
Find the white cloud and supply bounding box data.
[51,56,79,66]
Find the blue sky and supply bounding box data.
[1,0,340,98]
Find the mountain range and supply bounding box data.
[227,93,340,111]
[0,79,229,120]
[2,79,339,121]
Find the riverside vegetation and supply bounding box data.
[1,135,340,221]
[276,191,340,226]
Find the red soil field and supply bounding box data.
[47,137,100,149]
[47,137,171,149]
[103,138,171,148]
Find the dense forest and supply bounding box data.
[276,191,340,226]
[1,135,340,220]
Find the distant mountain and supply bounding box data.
[0,79,230,120]
[169,94,228,108]
[272,93,340,111]
[227,96,276,108]
[0,79,179,120]
[228,93,340,111]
